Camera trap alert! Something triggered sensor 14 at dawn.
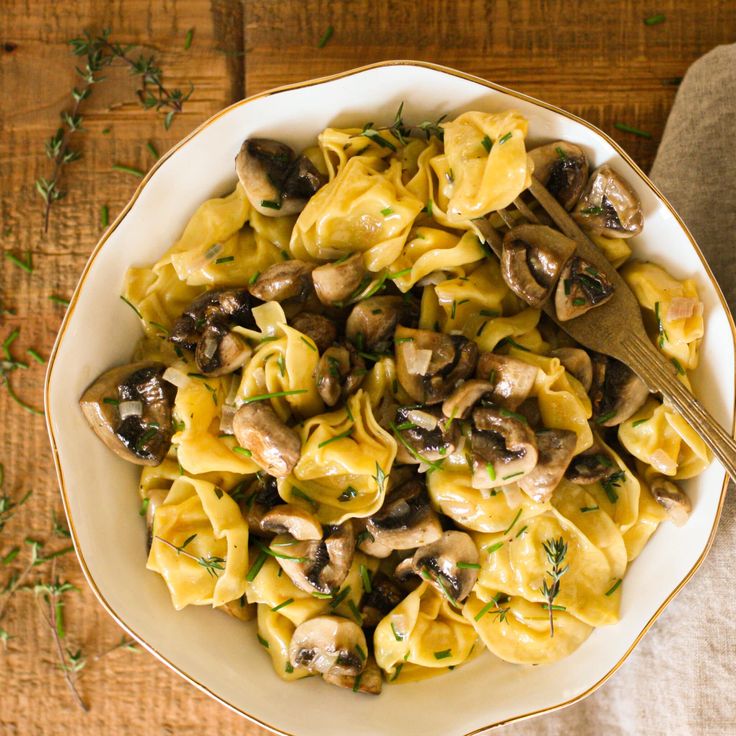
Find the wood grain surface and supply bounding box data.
[1,2,733,734]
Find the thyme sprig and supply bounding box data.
[154,535,225,578]
[353,103,447,151]
[540,537,568,638]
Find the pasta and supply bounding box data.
[80,103,711,694]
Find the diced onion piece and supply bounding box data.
[163,366,191,388]
[201,333,219,360]
[666,297,699,322]
[406,409,438,431]
[118,400,143,419]
[219,404,236,435]
[404,343,433,376]
[650,448,677,476]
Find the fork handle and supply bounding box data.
[624,333,736,480]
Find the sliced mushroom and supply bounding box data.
[572,165,643,238]
[290,312,337,353]
[289,615,367,677]
[475,352,538,410]
[393,406,459,463]
[232,403,301,477]
[80,361,176,466]
[275,521,355,595]
[589,354,649,427]
[566,448,617,485]
[470,407,539,489]
[248,260,315,303]
[410,531,479,604]
[235,138,326,217]
[323,655,382,695]
[365,477,443,551]
[649,476,691,526]
[529,141,589,210]
[312,254,368,305]
[551,347,593,392]
[518,429,577,502]
[170,288,257,375]
[261,503,323,540]
[500,224,577,307]
[239,474,282,534]
[360,573,405,628]
[442,379,494,420]
[395,327,478,405]
[346,296,414,353]
[555,256,614,321]
[315,345,366,406]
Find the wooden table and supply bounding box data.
[1,1,733,733]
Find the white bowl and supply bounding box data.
[46,61,735,736]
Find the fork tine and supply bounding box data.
[496,207,518,229]
[527,177,590,247]
[512,197,540,224]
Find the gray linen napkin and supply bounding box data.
[498,43,736,736]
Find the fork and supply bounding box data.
[476,178,736,480]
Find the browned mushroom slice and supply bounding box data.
[572,165,643,238]
[566,449,616,485]
[289,615,367,677]
[248,260,315,303]
[274,521,355,595]
[555,256,614,321]
[315,345,366,407]
[312,253,368,305]
[232,402,301,477]
[518,429,577,502]
[500,224,577,308]
[649,476,691,526]
[235,138,325,217]
[290,312,337,353]
[470,407,539,489]
[475,352,538,411]
[238,474,282,534]
[411,531,479,604]
[365,478,443,551]
[261,503,323,540]
[442,379,495,420]
[80,361,176,466]
[323,655,382,695]
[395,326,478,405]
[589,354,649,427]
[170,288,258,375]
[346,296,414,353]
[393,405,459,463]
[529,141,589,210]
[360,572,405,628]
[550,347,593,391]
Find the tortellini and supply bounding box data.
[374,582,479,682]
[278,390,397,524]
[147,476,249,609]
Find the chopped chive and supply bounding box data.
[481,134,492,153]
[360,564,372,593]
[232,447,252,458]
[390,663,404,681]
[474,600,495,621]
[485,541,504,554]
[248,271,260,285]
[260,200,281,210]
[479,309,499,318]
[605,578,622,596]
[100,204,109,228]
[498,132,512,144]
[541,603,567,611]
[299,336,317,352]
[146,141,159,159]
[245,550,268,581]
[317,428,353,448]
[184,27,195,50]
[257,633,269,649]
[671,357,685,375]
[644,13,665,25]
[271,598,295,613]
[499,408,528,424]
[555,146,567,160]
[433,649,452,660]
[391,621,404,641]
[347,599,363,624]
[632,417,649,427]
[580,505,599,513]
[139,497,150,517]
[394,337,414,344]
[112,163,145,178]
[102,397,119,406]
[4,253,33,273]
[502,471,525,481]
[317,24,334,48]
[285,662,294,673]
[381,207,394,216]
[515,525,528,538]
[49,295,70,306]
[119,295,142,318]
[242,389,308,404]
[215,255,235,264]
[486,462,496,481]
[613,122,652,139]
[457,562,481,569]
[387,268,412,279]
[595,410,615,425]
[425,200,433,216]
[572,297,587,307]
[291,487,318,509]
[329,586,351,609]
[352,672,363,692]
[503,509,522,535]
[148,321,170,334]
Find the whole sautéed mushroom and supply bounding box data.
[81,106,710,697]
